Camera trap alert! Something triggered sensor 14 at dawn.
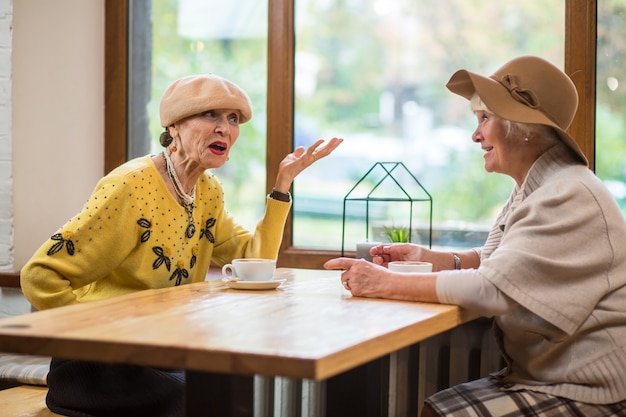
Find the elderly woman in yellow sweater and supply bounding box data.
[325,56,626,416]
[21,73,342,417]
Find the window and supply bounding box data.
[124,0,269,229]
[595,2,626,213]
[106,0,597,268]
[291,0,565,252]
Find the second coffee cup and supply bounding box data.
[388,261,433,273]
[222,258,276,281]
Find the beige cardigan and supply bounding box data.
[446,143,626,404]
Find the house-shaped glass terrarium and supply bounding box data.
[341,162,433,256]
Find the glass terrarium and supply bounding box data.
[341,162,433,257]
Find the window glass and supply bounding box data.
[596,2,626,215]
[292,0,565,251]
[128,0,268,230]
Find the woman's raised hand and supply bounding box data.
[273,137,343,192]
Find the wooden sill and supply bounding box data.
[0,272,20,288]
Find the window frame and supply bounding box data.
[105,0,597,268]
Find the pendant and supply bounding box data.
[186,222,196,239]
[182,202,195,239]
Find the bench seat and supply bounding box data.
[0,385,64,416]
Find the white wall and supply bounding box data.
[0,0,12,271]
[12,0,104,269]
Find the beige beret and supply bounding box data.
[159,74,253,127]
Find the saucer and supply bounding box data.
[222,277,286,290]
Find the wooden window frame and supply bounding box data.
[105,0,596,269]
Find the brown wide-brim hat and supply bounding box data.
[445,55,588,165]
[159,74,253,127]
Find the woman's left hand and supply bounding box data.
[323,257,391,298]
[273,137,343,192]
[324,257,439,302]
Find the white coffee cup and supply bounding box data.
[356,241,380,262]
[388,261,433,273]
[222,258,276,281]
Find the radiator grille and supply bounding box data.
[416,318,505,414]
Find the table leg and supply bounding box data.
[254,375,275,417]
[274,377,302,417]
[302,379,325,417]
[185,371,253,417]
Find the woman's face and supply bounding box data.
[170,108,241,170]
[472,110,532,185]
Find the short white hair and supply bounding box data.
[470,93,558,144]
[470,93,490,113]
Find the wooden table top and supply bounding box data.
[0,268,477,380]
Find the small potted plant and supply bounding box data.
[383,224,409,243]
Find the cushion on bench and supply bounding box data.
[0,353,50,385]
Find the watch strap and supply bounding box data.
[452,253,461,269]
[269,188,291,202]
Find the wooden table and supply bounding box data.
[0,268,477,417]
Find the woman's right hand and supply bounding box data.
[370,243,426,267]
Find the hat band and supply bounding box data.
[499,74,540,109]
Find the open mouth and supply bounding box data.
[209,141,227,154]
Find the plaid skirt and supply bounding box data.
[425,376,626,417]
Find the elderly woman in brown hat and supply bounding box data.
[21,73,342,416]
[325,56,626,416]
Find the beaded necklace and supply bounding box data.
[162,150,196,238]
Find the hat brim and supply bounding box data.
[446,69,588,165]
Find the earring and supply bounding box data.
[524,137,530,143]
[171,139,178,153]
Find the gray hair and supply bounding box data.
[470,93,559,145]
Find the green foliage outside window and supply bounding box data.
[135,0,626,249]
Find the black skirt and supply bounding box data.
[46,358,185,417]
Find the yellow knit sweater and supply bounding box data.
[21,156,291,310]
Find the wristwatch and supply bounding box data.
[452,253,461,270]
[269,188,291,202]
